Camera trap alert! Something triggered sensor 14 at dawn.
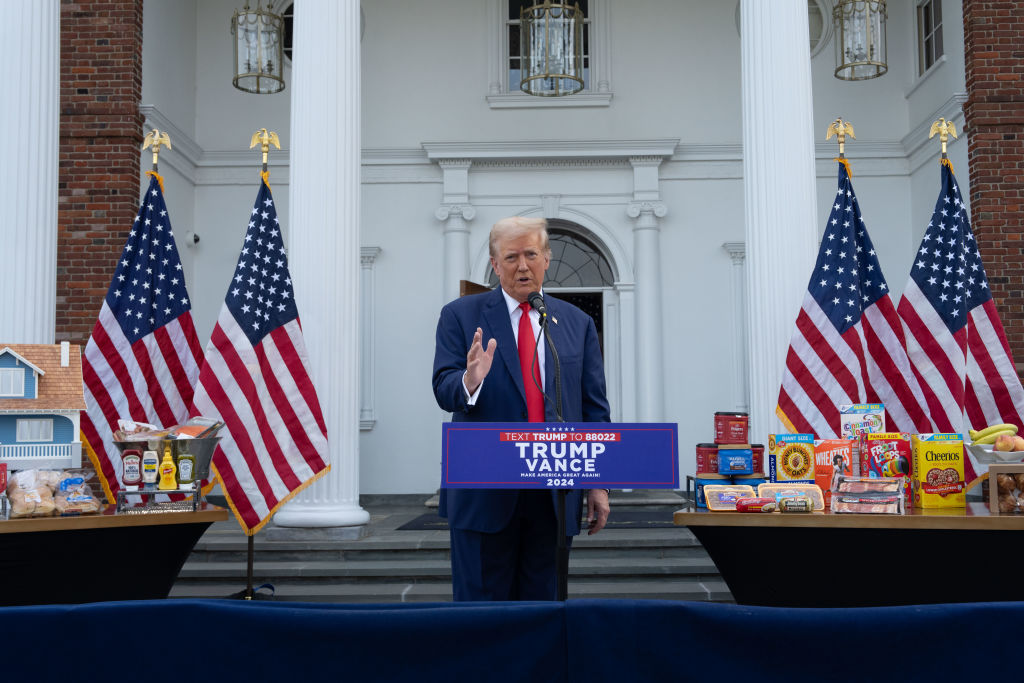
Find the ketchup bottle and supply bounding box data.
[121,449,142,490]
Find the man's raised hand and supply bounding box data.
[465,327,496,395]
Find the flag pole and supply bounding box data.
[233,128,281,601]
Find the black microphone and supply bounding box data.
[527,291,547,316]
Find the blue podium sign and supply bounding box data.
[441,422,679,489]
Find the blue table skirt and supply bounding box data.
[4,598,1013,681]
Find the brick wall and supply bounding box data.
[57,0,144,347]
[963,0,1024,375]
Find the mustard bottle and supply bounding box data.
[157,451,178,490]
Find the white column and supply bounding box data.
[740,0,819,440]
[626,201,666,422]
[434,159,474,304]
[359,247,380,431]
[722,242,749,413]
[275,0,368,527]
[627,156,667,422]
[0,0,58,343]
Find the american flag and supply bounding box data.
[81,172,204,501]
[897,161,1024,481]
[777,161,934,438]
[189,179,330,535]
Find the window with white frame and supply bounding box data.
[16,419,53,442]
[488,0,611,107]
[507,0,590,92]
[0,368,25,397]
[917,0,943,75]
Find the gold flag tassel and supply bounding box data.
[826,117,855,178]
[250,128,281,190]
[929,118,958,174]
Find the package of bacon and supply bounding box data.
[830,476,905,514]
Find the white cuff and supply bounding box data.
[463,372,483,405]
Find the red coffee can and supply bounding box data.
[714,412,749,444]
[695,443,719,473]
[751,443,764,473]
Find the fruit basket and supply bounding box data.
[967,442,1024,465]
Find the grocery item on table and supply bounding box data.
[703,484,756,511]
[694,473,729,509]
[757,482,825,511]
[54,471,101,516]
[911,433,966,508]
[768,434,815,483]
[717,444,754,475]
[7,469,63,517]
[714,412,748,444]
[861,432,912,500]
[735,496,776,512]
[695,443,719,473]
[814,439,857,506]
[830,476,905,513]
[839,403,886,439]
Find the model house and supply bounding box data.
[0,343,85,471]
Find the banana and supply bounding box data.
[972,428,1017,445]
[971,423,1018,441]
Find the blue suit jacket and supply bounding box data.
[432,287,610,535]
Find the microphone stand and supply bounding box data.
[531,305,568,600]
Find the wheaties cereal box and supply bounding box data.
[768,434,815,483]
[814,439,856,506]
[911,433,966,508]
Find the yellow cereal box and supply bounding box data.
[768,434,815,483]
[911,433,966,508]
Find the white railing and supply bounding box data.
[0,442,82,470]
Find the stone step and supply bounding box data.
[176,555,719,580]
[169,578,732,603]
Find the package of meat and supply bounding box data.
[830,475,905,513]
[830,493,903,514]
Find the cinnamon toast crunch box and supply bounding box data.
[911,433,966,508]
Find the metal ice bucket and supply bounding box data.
[114,437,221,481]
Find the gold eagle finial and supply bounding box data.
[141,129,172,170]
[929,118,958,155]
[826,118,855,157]
[249,128,281,169]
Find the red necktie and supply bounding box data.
[518,301,545,422]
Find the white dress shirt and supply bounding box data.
[463,288,546,404]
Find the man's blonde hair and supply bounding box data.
[489,216,550,257]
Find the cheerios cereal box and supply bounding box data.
[911,433,966,508]
[768,434,815,483]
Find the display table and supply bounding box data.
[0,503,227,606]
[675,502,1024,607]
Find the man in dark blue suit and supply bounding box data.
[433,216,611,601]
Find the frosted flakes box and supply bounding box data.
[768,434,815,483]
[814,439,857,506]
[911,433,966,508]
[839,403,886,439]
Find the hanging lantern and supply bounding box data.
[520,1,584,97]
[231,1,286,94]
[833,0,888,81]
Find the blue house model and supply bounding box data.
[0,343,86,471]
